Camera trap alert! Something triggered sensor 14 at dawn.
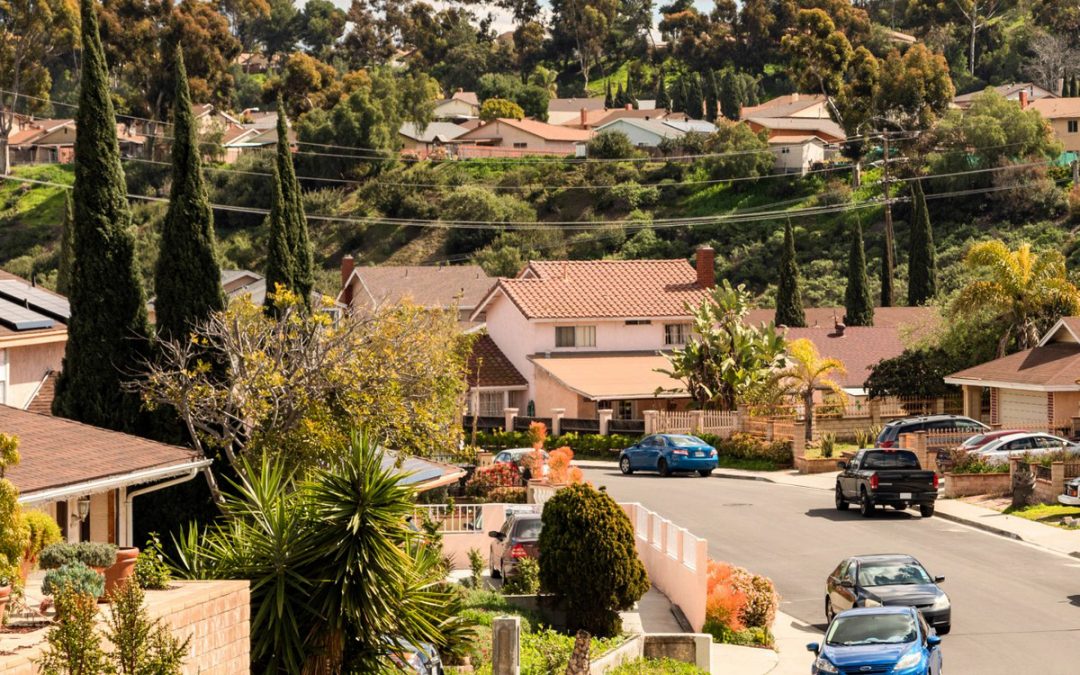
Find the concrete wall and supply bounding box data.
[439,504,509,570]
[3,339,65,408]
[943,472,1011,498]
[0,580,250,675]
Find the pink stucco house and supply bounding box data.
[469,249,717,422]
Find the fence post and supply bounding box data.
[599,408,614,436]
[1052,461,1066,497]
[869,399,881,425]
[504,407,519,433]
[765,419,775,441]
[899,433,912,450]
[914,431,929,469]
[551,408,565,437]
[644,409,659,435]
[792,422,806,456]
[492,616,522,675]
[690,410,704,434]
[736,404,748,433]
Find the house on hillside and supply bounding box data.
[469,249,718,422]
[8,119,75,165]
[743,115,845,144]
[953,82,1057,109]
[548,97,606,126]
[0,271,67,413]
[594,118,684,148]
[398,121,468,156]
[944,318,1080,435]
[769,135,828,174]
[433,90,481,121]
[454,118,591,157]
[1,404,210,546]
[337,257,495,328]
[563,107,689,131]
[740,93,831,120]
[1026,98,1080,153]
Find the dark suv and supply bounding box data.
[876,414,988,448]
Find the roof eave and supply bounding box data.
[17,457,213,504]
[942,376,1080,392]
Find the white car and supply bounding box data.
[974,432,1072,464]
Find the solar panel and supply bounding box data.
[0,296,54,331]
[0,280,70,323]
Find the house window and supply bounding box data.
[664,324,691,346]
[780,147,790,154]
[555,325,596,348]
[617,400,634,420]
[478,391,505,416]
[513,142,528,148]
[625,319,651,325]
[0,349,6,405]
[1069,120,1079,134]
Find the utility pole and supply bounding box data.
[880,131,895,308]
[1073,159,1079,186]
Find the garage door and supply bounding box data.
[999,389,1048,428]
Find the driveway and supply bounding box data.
[582,467,1080,675]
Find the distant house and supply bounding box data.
[8,119,75,165]
[743,115,845,144]
[953,82,1057,110]
[221,123,295,161]
[740,94,831,120]
[466,334,528,417]
[193,103,243,137]
[147,269,328,324]
[768,135,827,174]
[433,90,481,121]
[662,119,717,135]
[562,106,688,131]
[0,270,67,413]
[337,257,495,328]
[594,118,684,148]
[547,97,606,126]
[469,249,718,420]
[454,118,592,157]
[1026,98,1080,153]
[398,121,468,155]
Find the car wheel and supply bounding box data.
[698,469,712,477]
[835,484,849,511]
[920,504,936,518]
[859,488,875,517]
[491,560,501,579]
[620,457,634,475]
[658,458,671,477]
[937,624,950,635]
[825,596,835,622]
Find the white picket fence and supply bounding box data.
[648,410,737,435]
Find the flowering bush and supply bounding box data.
[705,561,747,633]
[465,462,523,497]
[730,567,779,629]
[704,560,777,647]
[548,447,583,485]
[487,487,527,503]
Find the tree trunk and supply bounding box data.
[804,391,815,443]
[969,14,978,75]
[851,158,861,188]
[0,139,9,176]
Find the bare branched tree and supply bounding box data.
[1025,31,1080,95]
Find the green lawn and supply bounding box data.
[1003,503,1080,528]
[716,456,785,472]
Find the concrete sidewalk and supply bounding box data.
[709,610,816,675]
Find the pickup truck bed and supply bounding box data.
[835,449,939,518]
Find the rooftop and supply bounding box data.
[462,118,593,142]
[1027,98,1080,119]
[467,334,527,388]
[0,270,69,341]
[342,264,495,310]
[548,97,606,112]
[595,118,685,139]
[744,116,845,140]
[398,121,468,143]
[945,343,1080,391]
[740,94,827,119]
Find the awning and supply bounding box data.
[532,354,686,400]
[381,453,466,492]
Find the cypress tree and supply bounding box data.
[672,77,687,113]
[1071,74,1078,98]
[719,70,742,120]
[154,47,225,342]
[775,221,806,327]
[656,74,671,111]
[844,218,874,327]
[686,73,704,119]
[55,194,74,296]
[604,80,614,108]
[264,99,314,310]
[614,82,627,108]
[626,74,638,109]
[53,0,151,430]
[704,71,719,122]
[907,179,937,306]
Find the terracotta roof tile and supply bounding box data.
[461,118,593,143]
[467,334,526,387]
[483,259,712,320]
[0,405,204,497]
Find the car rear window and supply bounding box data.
[514,519,542,540]
[862,451,920,470]
[668,435,706,447]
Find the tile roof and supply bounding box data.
[744,116,845,140]
[345,265,495,310]
[463,118,593,143]
[0,405,205,498]
[1027,98,1080,119]
[548,97,606,113]
[467,334,527,387]
[740,94,827,119]
[745,307,938,332]
[945,343,1080,390]
[478,259,712,320]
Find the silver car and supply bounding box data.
[974,432,1072,464]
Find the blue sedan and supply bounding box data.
[619,434,718,477]
[807,606,942,675]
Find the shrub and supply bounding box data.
[105,580,190,674]
[22,510,62,562]
[607,657,708,674]
[502,557,539,595]
[538,484,649,636]
[468,548,484,589]
[547,447,583,485]
[820,433,835,459]
[134,534,173,590]
[487,487,527,503]
[471,430,640,458]
[705,561,746,633]
[703,433,793,467]
[730,568,779,629]
[465,462,523,497]
[41,542,119,570]
[42,563,105,598]
[39,543,78,570]
[586,130,640,160]
[705,560,778,646]
[1069,184,1080,223]
[35,587,109,673]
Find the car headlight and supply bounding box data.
[895,649,923,670]
[931,594,950,610]
[813,656,839,673]
[861,596,882,607]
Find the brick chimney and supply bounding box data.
[1019,90,1028,110]
[625,103,633,111]
[340,254,355,306]
[580,107,587,128]
[695,246,715,289]
[791,92,800,102]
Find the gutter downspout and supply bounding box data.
[123,467,203,547]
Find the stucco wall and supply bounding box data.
[1047,118,1080,152]
[459,120,577,152]
[1053,392,1080,429]
[533,366,586,417]
[433,99,478,118]
[3,340,64,408]
[484,294,539,401]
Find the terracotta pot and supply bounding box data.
[0,584,10,623]
[103,547,139,599]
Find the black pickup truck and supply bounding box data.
[835,449,939,518]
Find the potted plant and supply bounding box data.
[0,571,11,624]
[104,546,140,598]
[39,542,78,570]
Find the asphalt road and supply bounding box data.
[581,466,1080,674]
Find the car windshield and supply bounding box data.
[861,451,920,470]
[826,614,917,647]
[668,435,706,447]
[857,561,933,587]
[963,434,988,447]
[514,519,542,540]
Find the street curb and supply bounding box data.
[712,472,776,483]
[934,509,1024,541]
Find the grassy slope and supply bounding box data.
[0,164,73,265]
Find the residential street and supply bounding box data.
[582,466,1080,674]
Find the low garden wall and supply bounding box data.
[588,633,713,674]
[943,472,1011,498]
[795,455,842,474]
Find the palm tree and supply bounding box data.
[955,241,1080,358]
[781,338,847,442]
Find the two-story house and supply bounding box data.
[0,271,68,412]
[469,249,717,420]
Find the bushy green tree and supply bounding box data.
[702,121,773,180]
[154,47,225,342]
[444,187,536,254]
[844,219,874,326]
[53,0,151,432]
[538,483,648,636]
[586,130,640,159]
[906,179,936,306]
[479,97,525,120]
[775,221,806,327]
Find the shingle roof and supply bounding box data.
[477,259,712,320]
[24,370,56,416]
[945,343,1080,390]
[740,95,827,119]
[0,405,205,497]
[398,121,468,143]
[467,334,527,387]
[548,97,606,113]
[595,118,684,139]
[464,118,593,142]
[1027,98,1080,119]
[345,265,495,310]
[745,307,938,332]
[744,116,845,140]
[954,83,1056,104]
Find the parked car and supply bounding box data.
[388,638,443,674]
[835,449,939,518]
[876,415,988,448]
[825,554,951,635]
[973,432,1072,464]
[488,512,542,579]
[807,606,942,675]
[959,429,1026,451]
[618,434,718,477]
[1059,476,1080,506]
[493,448,549,479]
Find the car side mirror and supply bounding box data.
[837,461,847,470]
[806,642,820,653]
[934,575,945,583]
[839,579,854,588]
[488,531,504,540]
[927,635,942,648]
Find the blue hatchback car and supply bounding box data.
[619,434,718,477]
[807,606,942,675]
